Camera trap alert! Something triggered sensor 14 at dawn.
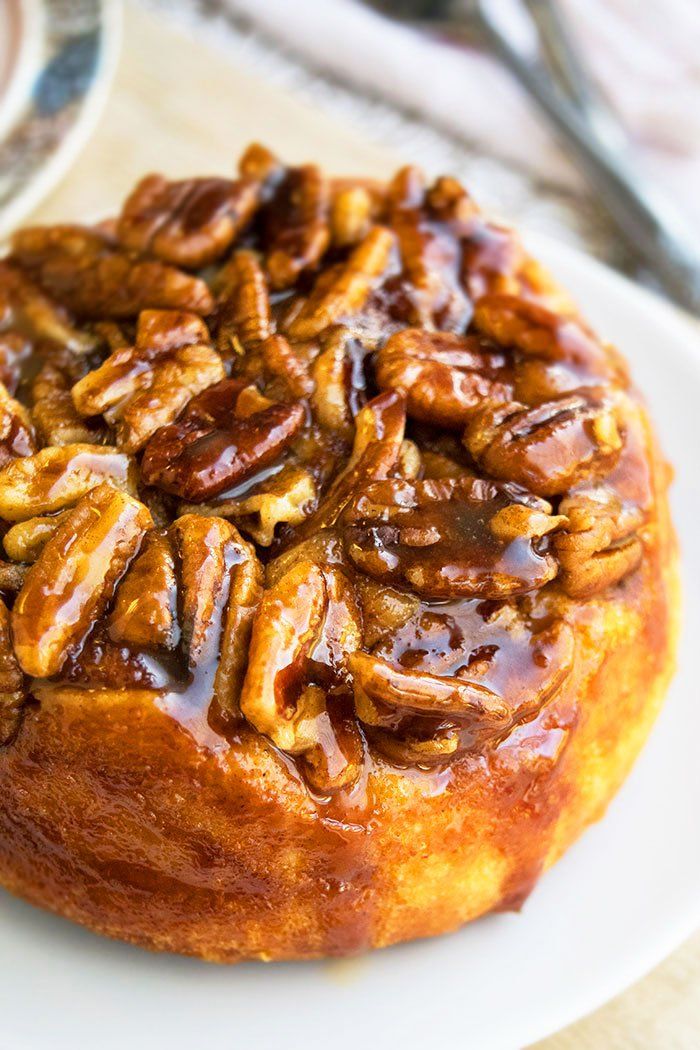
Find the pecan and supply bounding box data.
[0,260,96,354]
[0,444,136,521]
[310,326,366,440]
[330,184,373,247]
[298,390,406,535]
[473,294,625,400]
[0,382,36,468]
[0,560,28,594]
[387,166,472,332]
[351,614,574,762]
[214,250,273,355]
[376,328,510,429]
[185,464,316,546]
[341,477,563,599]
[264,165,330,290]
[0,332,30,394]
[31,355,104,446]
[171,515,263,712]
[3,511,71,563]
[0,597,24,745]
[238,142,285,187]
[109,530,179,649]
[72,309,225,453]
[12,483,152,677]
[555,488,645,597]
[118,174,261,268]
[463,391,623,497]
[240,559,363,790]
[287,226,397,339]
[11,226,213,318]
[142,382,305,501]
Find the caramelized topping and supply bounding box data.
[0,143,655,781]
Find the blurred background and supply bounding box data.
[1,0,700,311]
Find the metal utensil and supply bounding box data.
[362,0,700,314]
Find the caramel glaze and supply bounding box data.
[0,150,678,960]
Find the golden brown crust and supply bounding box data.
[0,145,678,961]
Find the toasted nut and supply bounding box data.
[0,444,136,521]
[376,328,510,429]
[387,166,471,332]
[31,356,103,446]
[3,511,71,563]
[287,226,396,339]
[238,142,284,186]
[12,483,153,677]
[0,260,96,354]
[186,465,316,546]
[214,250,273,356]
[171,515,263,710]
[0,560,28,593]
[118,174,261,268]
[109,530,179,649]
[0,597,24,745]
[259,334,315,399]
[555,488,645,597]
[310,326,366,441]
[341,477,563,599]
[463,391,623,497]
[265,165,330,289]
[142,397,305,501]
[0,382,36,468]
[11,225,213,318]
[72,309,225,453]
[298,390,406,536]
[330,185,372,247]
[240,559,362,788]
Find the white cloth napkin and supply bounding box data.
[224,0,700,235]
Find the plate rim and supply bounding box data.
[0,0,123,239]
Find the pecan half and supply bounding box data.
[0,597,25,745]
[3,511,71,563]
[351,613,574,763]
[0,260,96,354]
[11,226,213,318]
[387,166,472,332]
[172,515,263,712]
[555,488,645,597]
[31,354,103,447]
[330,184,373,247]
[264,165,330,290]
[184,464,316,546]
[0,382,36,468]
[310,326,366,441]
[12,483,152,677]
[118,174,261,268]
[142,381,305,501]
[214,250,273,355]
[0,444,136,521]
[341,477,563,599]
[473,294,625,400]
[298,390,406,535]
[109,530,179,649]
[376,328,510,429]
[72,309,225,453]
[287,226,397,339]
[463,391,623,497]
[240,558,363,790]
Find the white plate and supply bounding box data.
[0,235,698,1050]
[0,0,121,239]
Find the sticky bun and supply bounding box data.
[0,145,678,960]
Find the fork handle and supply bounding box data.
[466,3,700,313]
